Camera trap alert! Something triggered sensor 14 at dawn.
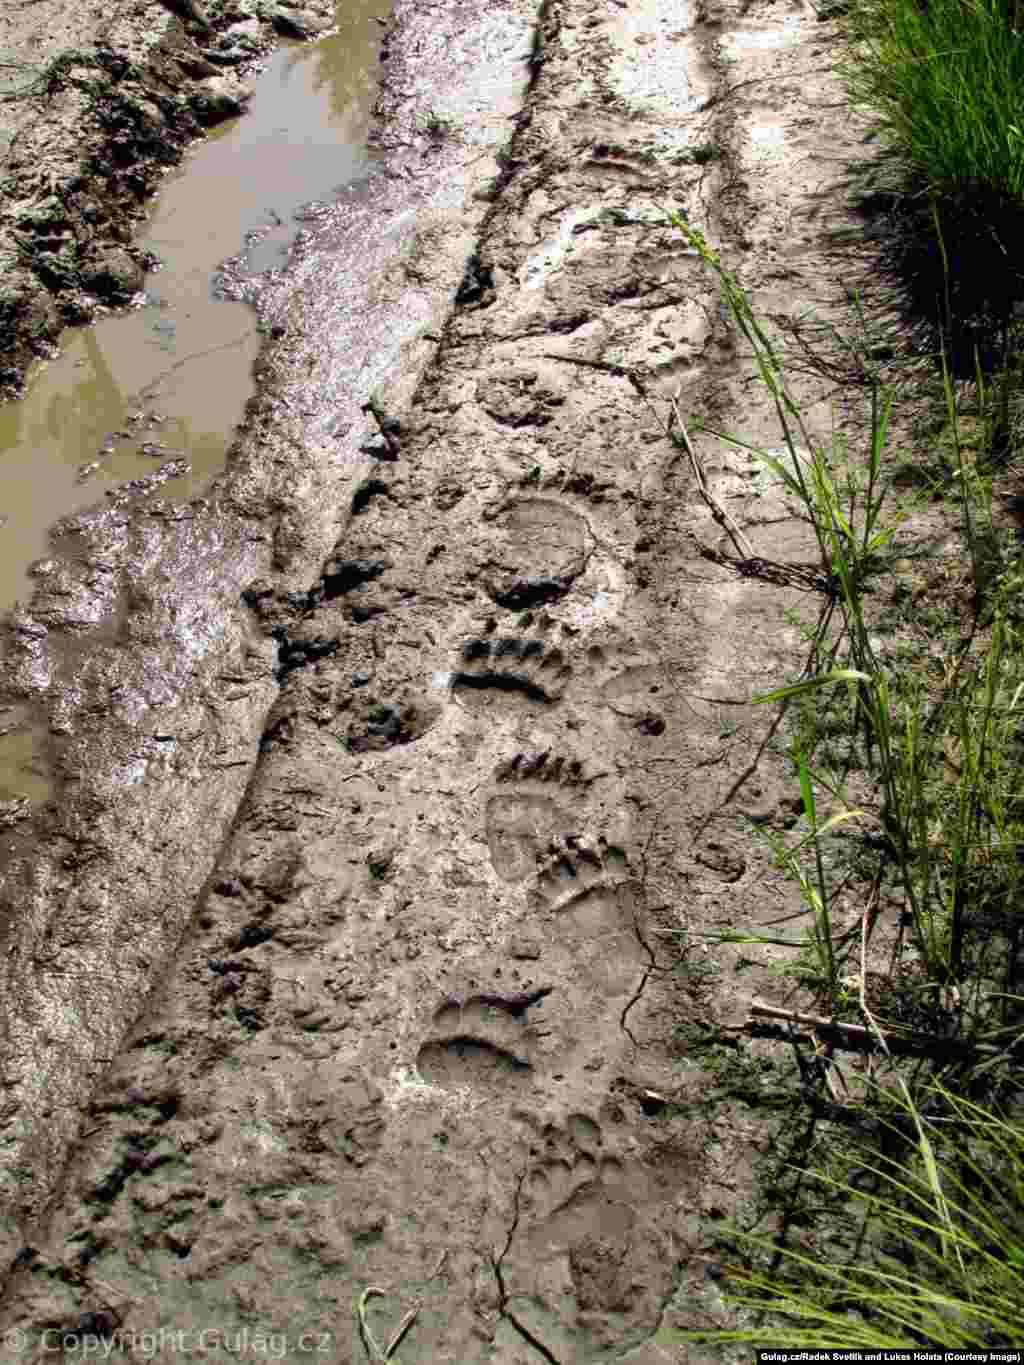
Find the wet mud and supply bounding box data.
[0,0,881,1356]
[0,6,388,615]
[0,0,369,392]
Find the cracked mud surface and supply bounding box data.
[0,0,879,1356]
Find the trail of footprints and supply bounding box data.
[420,500,656,1111]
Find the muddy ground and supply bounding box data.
[0,0,890,1358]
[0,0,337,396]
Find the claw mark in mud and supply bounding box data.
[416,990,552,1091]
[291,559,387,612]
[492,575,575,610]
[452,634,571,706]
[536,831,632,907]
[535,838,631,913]
[482,498,590,608]
[485,752,588,883]
[493,751,587,784]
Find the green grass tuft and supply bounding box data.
[842,0,1024,368]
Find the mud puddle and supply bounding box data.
[0,0,389,618]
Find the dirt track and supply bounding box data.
[0,0,877,1357]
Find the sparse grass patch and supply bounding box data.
[660,212,1024,1353]
[674,1077,1024,1350]
[682,142,723,166]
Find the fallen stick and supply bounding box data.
[356,1287,419,1362]
[667,393,756,560]
[751,1000,878,1042]
[749,999,1005,1056]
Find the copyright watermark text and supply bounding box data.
[4,1325,334,1358]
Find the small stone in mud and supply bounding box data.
[272,628,340,682]
[208,958,248,976]
[358,436,398,460]
[75,1310,119,1338]
[270,6,329,39]
[81,248,144,301]
[190,75,253,125]
[352,672,371,687]
[638,713,666,736]
[234,922,273,949]
[321,558,386,600]
[455,252,495,307]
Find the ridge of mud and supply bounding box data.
[0,0,335,398]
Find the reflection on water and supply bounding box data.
[0,0,390,618]
[0,704,52,804]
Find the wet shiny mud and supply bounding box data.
[0,0,388,619]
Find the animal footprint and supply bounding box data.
[416,989,552,1093]
[585,643,699,737]
[481,497,590,608]
[485,750,588,884]
[452,630,572,706]
[505,1113,680,1346]
[536,875,648,1007]
[519,1115,627,1227]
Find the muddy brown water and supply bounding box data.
[0,0,389,806]
[0,0,388,623]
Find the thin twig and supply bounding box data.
[667,391,756,558]
[752,999,889,1042]
[356,1287,420,1363]
[859,885,890,1060]
[749,998,1003,1055]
